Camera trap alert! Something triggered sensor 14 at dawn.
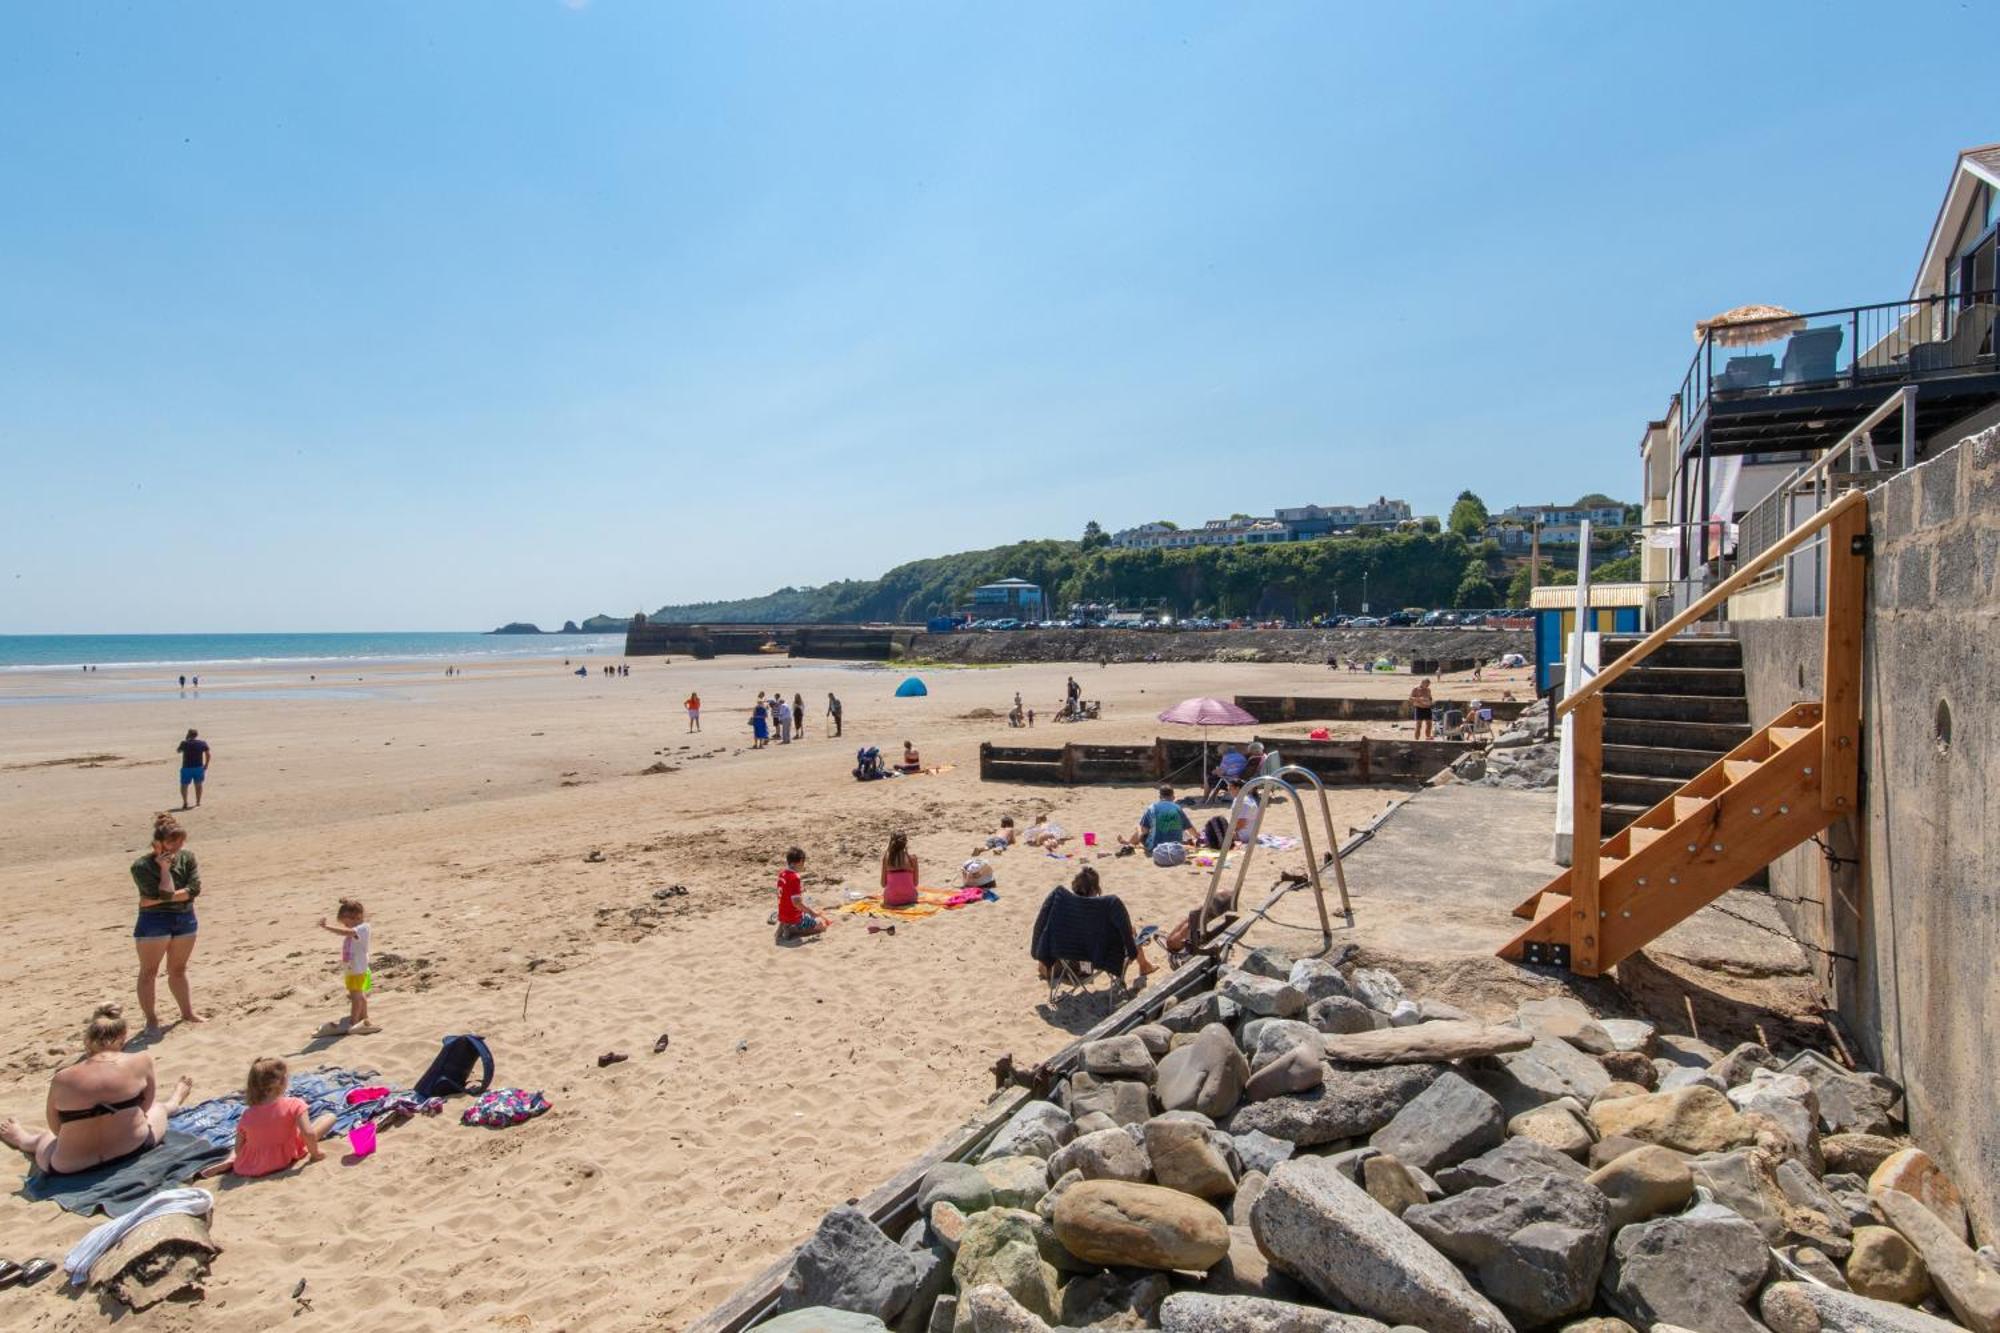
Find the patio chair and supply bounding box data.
[1907,303,1998,374]
[1778,327,1844,385]
[1713,354,1777,390]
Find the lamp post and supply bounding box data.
[1361,570,1370,615]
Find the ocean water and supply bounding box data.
[0,632,627,672]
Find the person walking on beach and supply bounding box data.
[176,729,210,809]
[178,675,186,689]
[132,812,204,1034]
[685,691,701,733]
[827,692,843,738]
[793,692,807,739]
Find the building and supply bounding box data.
[1641,142,2000,618]
[1111,497,1412,549]
[1273,497,1412,539]
[968,578,1046,620]
[1499,502,1628,529]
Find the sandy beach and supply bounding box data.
[0,651,1529,1331]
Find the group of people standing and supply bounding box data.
[747,691,843,747]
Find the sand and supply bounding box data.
[0,650,1530,1330]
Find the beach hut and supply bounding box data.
[894,676,928,698]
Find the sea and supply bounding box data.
[0,632,628,673]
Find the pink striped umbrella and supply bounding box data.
[1157,697,1258,789]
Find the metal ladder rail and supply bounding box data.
[1193,775,1333,950]
[1271,763,1354,927]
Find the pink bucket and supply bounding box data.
[1082,831,1097,846]
[348,1121,377,1158]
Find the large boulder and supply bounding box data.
[1066,1072,1155,1127]
[1586,1085,1758,1155]
[1760,1280,1965,1333]
[921,1162,995,1216]
[1824,1133,1902,1178]
[958,1282,1052,1333]
[1475,1035,1612,1118]
[1159,1024,1252,1120]
[1368,1071,1505,1174]
[952,1210,1058,1332]
[1728,1069,1822,1167]
[1308,995,1388,1035]
[1345,968,1408,1014]
[1405,1173,1612,1325]
[1052,1180,1231,1272]
[1246,1020,1325,1072]
[1324,1020,1533,1066]
[1873,1186,2000,1333]
[760,1310,892,1332]
[977,1157,1052,1211]
[1434,1135,1589,1193]
[1288,958,1354,1005]
[1232,1130,1295,1177]
[1249,1157,1511,1333]
[1599,1018,1657,1054]
[777,1206,927,1325]
[1686,1148,1794,1245]
[1585,1144,1693,1231]
[1508,1099,1594,1160]
[980,1102,1075,1163]
[1708,1042,1783,1089]
[1083,1035,1159,1083]
[1244,1047,1325,1103]
[1161,992,1243,1034]
[1360,1153,1429,1217]
[1047,1128,1151,1184]
[1869,1148,1970,1241]
[1846,1225,1932,1305]
[1238,946,1299,980]
[1780,1051,1902,1137]
[1601,1204,1772,1333]
[1158,1292,1394,1332]
[1220,972,1308,1019]
[1226,1064,1442,1147]
[1056,1270,1170,1329]
[1514,996,1616,1055]
[1145,1118,1237,1200]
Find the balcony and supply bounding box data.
[1677,292,2000,457]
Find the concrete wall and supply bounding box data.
[1734,426,2000,1244]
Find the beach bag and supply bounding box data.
[415,1034,494,1099]
[1152,841,1187,867]
[961,858,996,889]
[1202,816,1229,850]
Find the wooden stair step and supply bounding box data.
[1628,826,1667,850]
[1770,726,1814,749]
[1723,759,1763,784]
[1673,795,1710,820]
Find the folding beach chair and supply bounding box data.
[1045,956,1128,1003]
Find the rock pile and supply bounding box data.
[769,948,1987,1332]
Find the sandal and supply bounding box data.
[14,1259,53,1286]
[0,1261,20,1289]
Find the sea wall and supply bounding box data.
[1735,427,2000,1242]
[909,626,1529,666]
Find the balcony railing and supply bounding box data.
[1678,290,1998,435]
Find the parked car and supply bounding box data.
[1348,616,1384,627]
[1385,611,1418,627]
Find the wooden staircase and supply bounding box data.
[1597,635,1752,837]
[1499,491,1868,977]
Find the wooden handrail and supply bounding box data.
[1557,489,1867,719]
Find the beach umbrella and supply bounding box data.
[1157,696,1258,788]
[1694,304,1805,347]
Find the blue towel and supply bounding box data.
[20,1130,225,1217]
[169,1067,382,1149]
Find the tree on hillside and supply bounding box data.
[1081,520,1110,550]
[1575,492,1619,508]
[1449,491,1489,540]
[1419,516,1441,534]
[1505,560,1554,607]
[1453,558,1499,608]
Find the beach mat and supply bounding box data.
[837,887,996,920]
[21,1131,225,1217]
[169,1067,381,1149]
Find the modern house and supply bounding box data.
[968,578,1046,620]
[1641,143,2000,618]
[1273,497,1412,539]
[1110,497,1412,549]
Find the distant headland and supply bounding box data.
[488,614,633,636]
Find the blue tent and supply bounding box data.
[894,676,928,698]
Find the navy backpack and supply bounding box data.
[414,1033,494,1098]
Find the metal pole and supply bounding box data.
[1553,520,1595,866]
[1902,385,1918,469]
[1275,764,1352,927]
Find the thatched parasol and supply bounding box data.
[1694,304,1805,347]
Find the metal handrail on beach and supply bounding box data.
[1192,770,1350,951]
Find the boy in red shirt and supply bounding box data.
[776,847,830,942]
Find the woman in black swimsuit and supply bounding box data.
[0,1004,193,1176]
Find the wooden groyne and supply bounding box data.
[1234,695,1529,724]
[977,735,1477,787]
[622,619,918,660]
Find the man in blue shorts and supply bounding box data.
[176,729,211,809]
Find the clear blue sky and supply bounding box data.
[3,2,1988,632]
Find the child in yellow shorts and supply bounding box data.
[315,898,380,1035]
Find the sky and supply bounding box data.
[2,2,1990,632]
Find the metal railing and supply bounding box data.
[1679,291,1997,435]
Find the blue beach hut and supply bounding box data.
[894,676,928,698]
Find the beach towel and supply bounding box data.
[1256,833,1301,851]
[839,887,995,919]
[61,1187,213,1284]
[169,1067,382,1150]
[461,1089,549,1128]
[21,1132,226,1218]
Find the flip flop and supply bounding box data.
[0,1260,20,1289]
[597,1051,629,1067]
[652,1033,670,1054]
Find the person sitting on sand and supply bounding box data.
[1409,678,1435,739]
[984,817,1018,853]
[315,898,380,1037]
[1029,867,1158,983]
[1120,785,1192,853]
[1,1004,193,1177]
[132,811,204,1035]
[775,847,829,941]
[881,831,920,908]
[196,1057,333,1180]
[899,740,922,774]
